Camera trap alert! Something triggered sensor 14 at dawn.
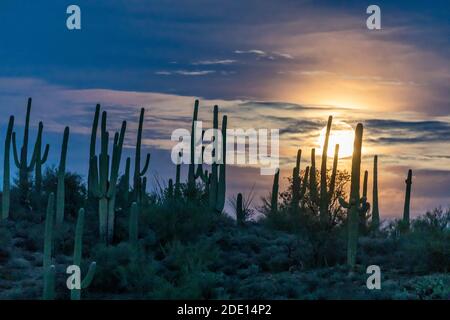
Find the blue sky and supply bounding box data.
[0,1,449,218]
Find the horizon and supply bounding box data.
[0,1,449,219]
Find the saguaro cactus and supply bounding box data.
[403,169,412,230]
[71,208,96,300]
[291,149,302,210]
[88,104,100,198]
[309,148,318,205]
[236,193,245,226]
[371,155,380,229]
[133,108,151,203]
[188,100,199,194]
[207,106,227,212]
[338,123,364,269]
[34,122,50,194]
[319,116,333,222]
[270,169,280,215]
[12,98,40,200]
[56,127,69,225]
[2,116,14,219]
[89,111,127,243]
[43,193,55,300]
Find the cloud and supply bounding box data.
[192,59,236,65]
[234,49,294,60]
[155,70,216,76]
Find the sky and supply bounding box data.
[0,1,449,218]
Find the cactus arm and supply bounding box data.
[41,144,50,163]
[362,170,368,199]
[328,144,339,199]
[11,132,20,168]
[81,262,96,289]
[338,197,350,209]
[139,153,150,176]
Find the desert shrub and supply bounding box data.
[405,274,450,300]
[41,167,86,220]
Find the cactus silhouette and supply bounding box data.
[371,155,380,229]
[309,148,318,205]
[271,169,280,215]
[133,108,151,204]
[403,169,412,230]
[56,127,69,225]
[291,149,302,211]
[236,193,245,226]
[207,106,227,212]
[87,104,100,199]
[70,208,96,300]
[89,110,127,243]
[2,116,14,219]
[34,122,50,195]
[328,144,339,201]
[12,98,42,201]
[43,193,55,300]
[188,100,199,195]
[319,116,333,222]
[338,123,364,269]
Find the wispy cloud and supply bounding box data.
[234,49,294,60]
[155,70,216,76]
[191,59,236,65]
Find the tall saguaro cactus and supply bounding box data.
[371,155,380,229]
[43,193,55,300]
[56,127,70,225]
[2,116,14,219]
[71,208,96,300]
[338,124,364,269]
[188,100,199,194]
[34,122,50,194]
[133,108,151,203]
[309,148,318,205]
[403,169,412,230]
[12,98,40,200]
[207,106,227,212]
[236,193,245,226]
[270,169,280,215]
[90,110,127,243]
[291,150,302,211]
[319,116,333,222]
[88,104,100,199]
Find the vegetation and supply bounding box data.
[0,98,448,300]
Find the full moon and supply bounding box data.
[317,121,355,158]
